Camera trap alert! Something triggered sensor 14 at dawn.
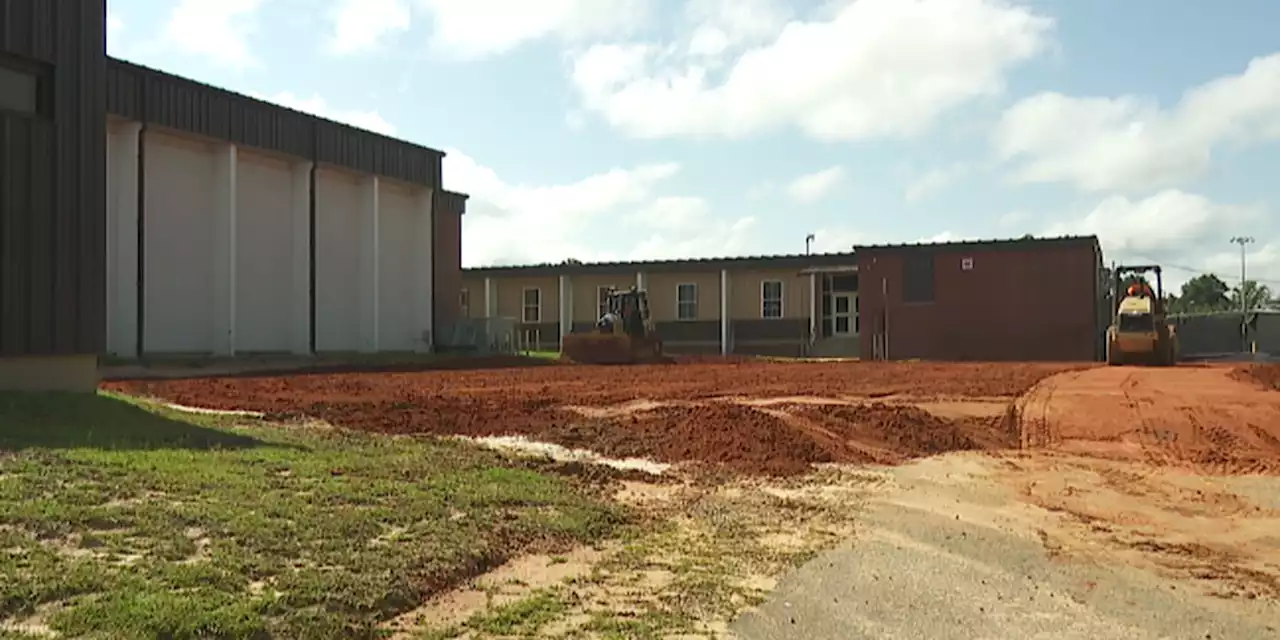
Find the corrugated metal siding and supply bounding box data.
[0,0,54,60]
[859,241,1101,362]
[432,193,464,343]
[105,58,443,188]
[0,0,107,356]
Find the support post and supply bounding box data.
[290,161,313,355]
[484,277,495,317]
[558,275,571,343]
[636,271,646,290]
[211,143,238,356]
[359,176,381,352]
[107,121,142,357]
[808,272,818,348]
[720,269,730,355]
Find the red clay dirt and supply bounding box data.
[103,360,1083,476]
[1019,365,1280,474]
[1231,363,1280,391]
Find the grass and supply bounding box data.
[0,392,627,639]
[522,350,562,360]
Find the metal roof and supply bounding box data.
[462,234,1101,277]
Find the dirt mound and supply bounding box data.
[788,403,1019,466]
[1020,366,1280,475]
[1232,364,1280,391]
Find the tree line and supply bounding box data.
[1112,270,1279,314]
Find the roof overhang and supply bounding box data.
[798,265,859,275]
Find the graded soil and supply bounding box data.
[1232,363,1280,391]
[106,360,1280,477]
[104,360,1081,476]
[1019,365,1280,474]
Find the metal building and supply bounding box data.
[1,1,107,391]
[1,1,469,391]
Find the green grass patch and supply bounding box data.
[0,392,626,639]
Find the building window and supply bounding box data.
[902,253,936,303]
[677,283,698,320]
[459,289,469,317]
[761,280,784,318]
[0,59,43,116]
[597,286,613,318]
[522,287,541,323]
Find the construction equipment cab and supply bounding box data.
[561,287,666,364]
[1106,265,1179,366]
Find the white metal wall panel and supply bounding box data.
[142,131,216,353]
[235,151,295,352]
[105,123,137,356]
[314,168,362,351]
[377,181,419,351]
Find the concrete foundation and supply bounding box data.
[0,356,100,393]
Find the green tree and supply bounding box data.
[1176,273,1232,313]
[1231,280,1275,311]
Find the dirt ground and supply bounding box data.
[96,358,1280,637]
[103,359,1084,476]
[102,359,1280,477]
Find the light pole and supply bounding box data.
[1230,236,1255,311]
[805,233,815,255]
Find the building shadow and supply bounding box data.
[0,392,289,451]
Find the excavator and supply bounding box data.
[560,287,667,364]
[1105,264,1179,366]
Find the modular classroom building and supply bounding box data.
[0,0,468,391]
[463,235,1106,361]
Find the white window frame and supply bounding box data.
[459,288,470,318]
[761,280,784,319]
[521,287,542,324]
[597,285,614,318]
[676,283,698,320]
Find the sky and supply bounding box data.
[105,0,1280,291]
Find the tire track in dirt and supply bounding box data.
[1015,365,1280,474]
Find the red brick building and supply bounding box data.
[856,236,1105,361]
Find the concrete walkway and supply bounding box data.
[731,455,1279,640]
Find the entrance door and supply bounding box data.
[833,294,858,336]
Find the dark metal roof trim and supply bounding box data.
[106,57,446,188]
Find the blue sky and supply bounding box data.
[106,0,1280,290]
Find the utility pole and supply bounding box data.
[805,233,815,255]
[1230,236,1255,311]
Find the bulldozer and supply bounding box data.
[1105,264,1179,366]
[560,287,667,364]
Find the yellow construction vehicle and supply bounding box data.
[1105,264,1179,366]
[560,287,666,364]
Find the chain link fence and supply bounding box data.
[1169,310,1280,360]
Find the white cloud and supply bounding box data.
[157,0,265,69]
[444,151,756,266]
[416,0,652,60]
[327,0,411,56]
[569,0,1052,141]
[106,12,124,54]
[786,166,845,203]
[905,163,967,203]
[1040,190,1276,290]
[995,52,1280,193]
[254,92,398,135]
[624,196,711,232]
